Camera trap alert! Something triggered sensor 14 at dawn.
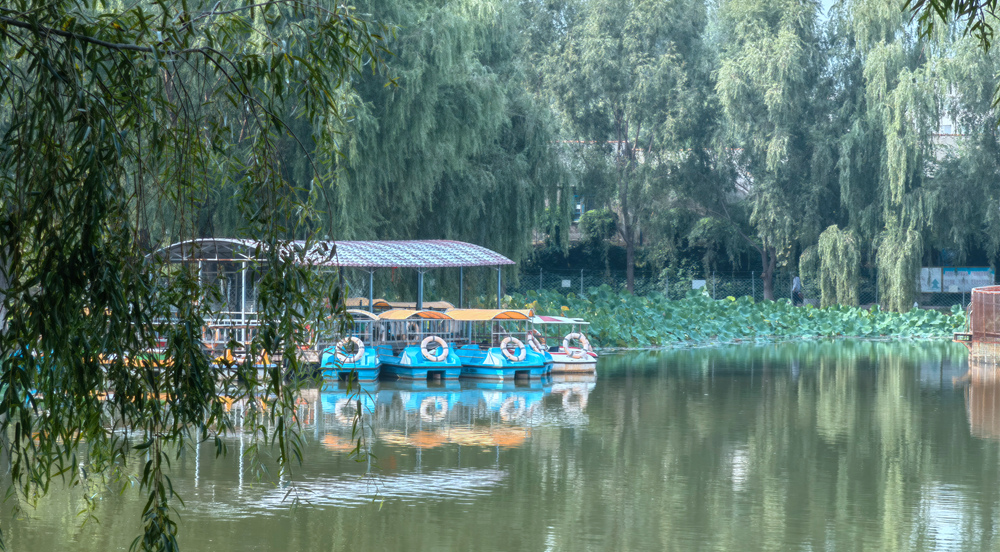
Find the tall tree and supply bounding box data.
[540,0,708,292]
[321,0,567,265]
[714,0,824,300]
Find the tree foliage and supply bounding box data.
[0,0,387,548]
[817,225,861,307]
[536,0,710,292]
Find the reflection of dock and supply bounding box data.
[962,362,1000,440]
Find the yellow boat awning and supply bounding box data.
[346,309,379,321]
[445,309,533,321]
[377,309,454,321]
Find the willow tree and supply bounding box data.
[829,0,943,310]
[0,0,386,549]
[817,225,861,307]
[317,0,566,269]
[714,0,825,300]
[538,0,708,292]
[877,224,923,311]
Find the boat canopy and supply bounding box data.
[531,315,590,325]
[346,309,379,321]
[378,309,454,321]
[445,309,533,321]
[347,298,455,311]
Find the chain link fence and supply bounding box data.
[509,269,973,309]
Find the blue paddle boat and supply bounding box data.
[446,309,548,381]
[318,309,382,382]
[375,309,462,380]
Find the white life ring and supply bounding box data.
[420,335,449,362]
[419,396,449,422]
[526,332,543,353]
[500,337,527,362]
[563,332,592,354]
[334,336,365,363]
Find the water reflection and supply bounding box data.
[19,341,1000,552]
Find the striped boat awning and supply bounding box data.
[531,315,590,325]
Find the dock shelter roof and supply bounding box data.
[154,238,514,268]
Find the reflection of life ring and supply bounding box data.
[420,335,449,362]
[419,396,449,421]
[334,336,365,363]
[499,396,526,421]
[563,332,591,356]
[500,337,527,362]
[526,331,543,353]
[334,397,358,425]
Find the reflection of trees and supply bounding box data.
[541,341,997,550]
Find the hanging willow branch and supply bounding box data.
[876,224,923,312]
[817,225,861,308]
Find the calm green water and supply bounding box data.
[9,340,1000,551]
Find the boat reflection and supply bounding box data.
[300,374,598,452]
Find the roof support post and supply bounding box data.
[496,266,502,309]
[368,269,375,313]
[241,260,247,340]
[459,267,464,309]
[417,269,426,310]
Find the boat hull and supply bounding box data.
[548,348,598,374]
[319,348,381,382]
[377,345,462,380]
[455,345,548,380]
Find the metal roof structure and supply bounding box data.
[154,238,513,268]
[153,238,512,311]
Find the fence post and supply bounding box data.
[665,273,669,300]
[712,271,716,300]
[539,268,542,293]
[752,272,755,301]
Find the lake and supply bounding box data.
[8,340,996,551]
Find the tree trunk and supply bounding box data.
[760,244,777,300]
[625,237,635,293]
